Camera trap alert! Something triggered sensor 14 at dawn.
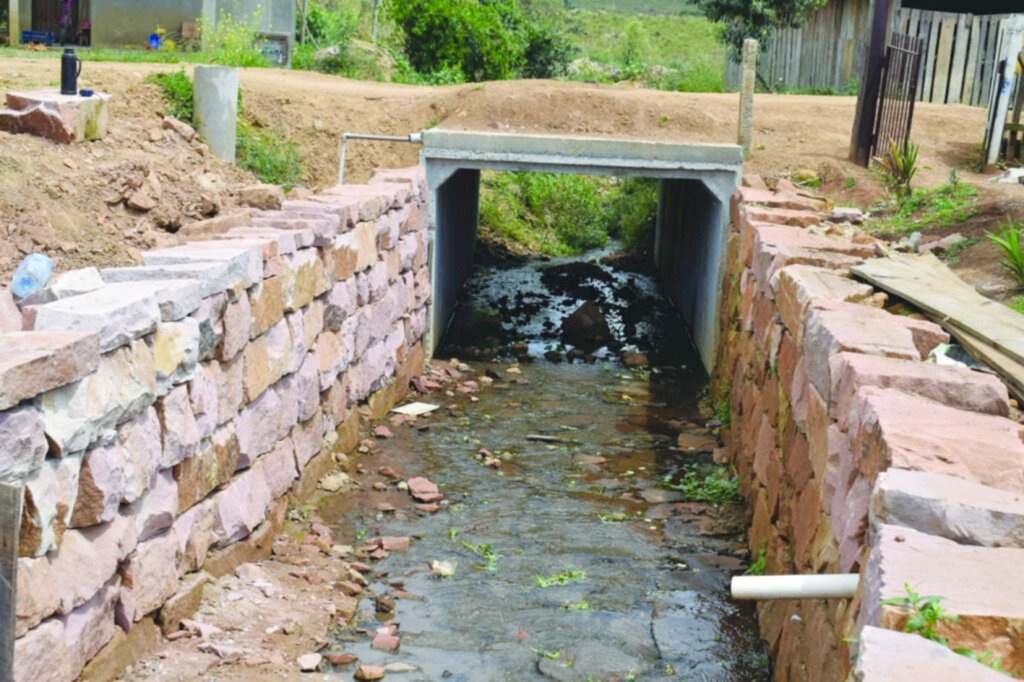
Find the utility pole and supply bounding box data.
[301,0,308,44]
[849,0,891,166]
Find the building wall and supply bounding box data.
[84,0,293,48]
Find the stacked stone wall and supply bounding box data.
[3,167,431,681]
[716,178,1024,680]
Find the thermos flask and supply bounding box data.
[61,48,82,95]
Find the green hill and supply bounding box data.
[565,0,702,16]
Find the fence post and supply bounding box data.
[738,39,758,159]
[984,16,1024,168]
[849,0,892,166]
[194,65,240,164]
[0,483,23,682]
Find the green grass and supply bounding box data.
[1007,296,1024,315]
[144,70,194,121]
[533,569,588,587]
[875,182,980,234]
[659,464,741,504]
[478,172,657,256]
[0,45,214,64]
[568,9,724,92]
[565,0,702,15]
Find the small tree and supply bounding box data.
[695,0,828,60]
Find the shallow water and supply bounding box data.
[320,254,767,680]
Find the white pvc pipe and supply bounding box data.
[731,574,859,601]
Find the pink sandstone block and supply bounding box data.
[1,89,110,144]
[127,469,178,542]
[14,619,72,682]
[802,304,921,402]
[157,384,201,468]
[829,352,1010,428]
[860,525,1024,676]
[0,332,99,410]
[117,528,180,625]
[212,468,271,547]
[872,469,1024,548]
[32,282,162,352]
[59,575,119,677]
[256,438,298,498]
[771,265,875,341]
[369,166,428,200]
[142,241,263,288]
[854,626,1009,681]
[847,387,1024,493]
[0,406,47,484]
[47,513,136,617]
[172,498,216,576]
[15,556,59,637]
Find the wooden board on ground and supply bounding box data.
[852,252,1024,399]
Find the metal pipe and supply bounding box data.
[731,574,859,601]
[337,132,424,185]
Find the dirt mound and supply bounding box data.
[0,57,1010,284]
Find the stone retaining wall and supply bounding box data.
[715,178,1024,680]
[3,167,431,682]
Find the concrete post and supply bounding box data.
[738,38,757,160]
[193,65,239,163]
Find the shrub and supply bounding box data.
[299,0,357,47]
[621,20,650,77]
[199,9,270,68]
[987,216,1024,287]
[146,70,194,122]
[875,139,919,201]
[385,0,573,82]
[236,123,304,185]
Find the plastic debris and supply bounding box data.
[11,253,53,300]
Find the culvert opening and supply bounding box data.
[409,134,770,677]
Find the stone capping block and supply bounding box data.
[853,626,1010,681]
[872,469,1024,548]
[829,351,1011,427]
[369,165,428,200]
[1,89,111,143]
[0,331,100,410]
[771,265,875,342]
[31,283,163,353]
[802,303,921,402]
[102,261,241,300]
[142,242,263,289]
[220,227,308,254]
[860,525,1024,676]
[847,386,1024,492]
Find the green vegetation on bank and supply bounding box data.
[147,69,302,185]
[478,172,657,256]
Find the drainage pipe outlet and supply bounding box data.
[731,574,860,601]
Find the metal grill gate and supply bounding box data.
[871,33,926,160]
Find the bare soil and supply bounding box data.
[0,57,1020,291]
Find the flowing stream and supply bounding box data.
[321,249,768,680]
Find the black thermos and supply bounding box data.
[61,48,82,95]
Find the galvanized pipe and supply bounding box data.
[731,574,860,601]
[337,132,424,185]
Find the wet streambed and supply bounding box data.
[319,251,768,680]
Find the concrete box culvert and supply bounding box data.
[419,129,744,372]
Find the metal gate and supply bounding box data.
[870,33,925,160]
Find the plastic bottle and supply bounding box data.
[11,254,54,300]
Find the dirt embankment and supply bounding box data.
[0,57,1016,284]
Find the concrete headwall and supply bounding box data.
[716,179,1024,680]
[5,168,430,681]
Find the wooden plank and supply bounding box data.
[963,15,981,105]
[947,14,969,104]
[921,12,937,101]
[852,253,1024,366]
[933,18,956,103]
[0,483,23,682]
[950,327,1024,401]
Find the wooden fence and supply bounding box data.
[724,1,1019,108]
